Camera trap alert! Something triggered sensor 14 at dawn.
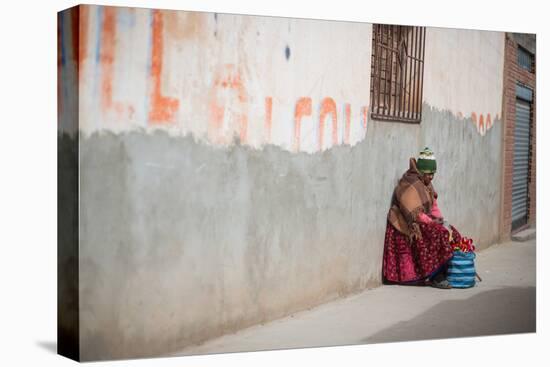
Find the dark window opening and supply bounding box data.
[517,45,534,73]
[370,24,426,123]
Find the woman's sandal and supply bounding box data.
[427,278,453,289]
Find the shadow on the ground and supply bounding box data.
[36,340,57,354]
[362,286,536,344]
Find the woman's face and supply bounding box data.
[421,172,434,185]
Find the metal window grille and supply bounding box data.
[517,46,534,72]
[370,24,426,123]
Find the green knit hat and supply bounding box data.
[417,147,437,173]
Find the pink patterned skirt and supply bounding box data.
[382,221,461,284]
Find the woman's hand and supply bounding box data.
[433,217,444,225]
[433,218,452,241]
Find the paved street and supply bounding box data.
[176,238,535,356]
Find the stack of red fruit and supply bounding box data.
[452,237,475,253]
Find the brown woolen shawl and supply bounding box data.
[387,158,437,241]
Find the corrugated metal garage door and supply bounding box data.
[511,97,531,230]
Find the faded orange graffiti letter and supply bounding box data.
[361,106,368,130]
[265,97,273,144]
[149,10,180,124]
[208,64,248,145]
[78,6,89,81]
[479,114,485,135]
[319,98,338,150]
[100,7,116,112]
[293,97,312,151]
[344,103,351,145]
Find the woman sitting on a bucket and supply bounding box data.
[383,147,462,289]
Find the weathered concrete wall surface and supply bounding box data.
[57,4,505,361]
[78,122,417,360]
[78,111,502,360]
[419,106,502,248]
[421,27,504,247]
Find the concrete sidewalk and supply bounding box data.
[176,239,536,356]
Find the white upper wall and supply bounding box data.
[74,6,372,152]
[59,6,506,145]
[423,27,505,135]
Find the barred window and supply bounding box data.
[370,24,426,123]
[517,46,534,72]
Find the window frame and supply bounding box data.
[370,24,427,124]
[517,45,535,73]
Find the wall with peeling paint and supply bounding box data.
[72,5,372,153]
[58,5,505,361]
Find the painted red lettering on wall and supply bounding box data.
[208,64,248,145]
[149,10,180,124]
[208,100,225,143]
[79,6,89,80]
[344,103,351,145]
[100,7,134,120]
[100,7,116,112]
[265,97,273,144]
[293,97,312,151]
[319,97,338,150]
[361,106,368,130]
[479,114,485,135]
[70,8,79,67]
[467,111,497,136]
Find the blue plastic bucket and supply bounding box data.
[447,251,476,288]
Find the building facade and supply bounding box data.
[500,33,536,236]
